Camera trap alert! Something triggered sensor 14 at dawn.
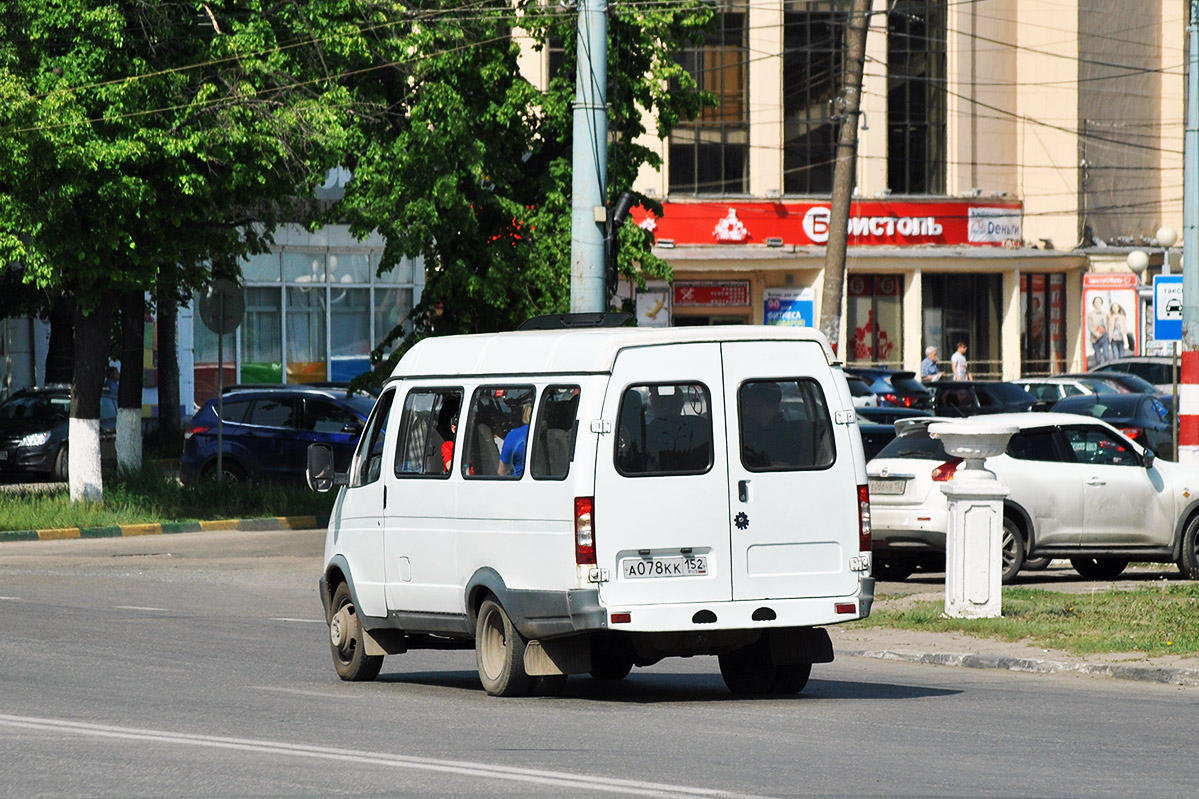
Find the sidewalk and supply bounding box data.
[0,515,329,542]
[831,594,1199,688]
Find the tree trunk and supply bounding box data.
[45,294,76,385]
[70,298,115,502]
[818,0,871,356]
[156,271,181,447]
[118,289,145,472]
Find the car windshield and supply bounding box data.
[0,394,70,421]
[874,429,947,460]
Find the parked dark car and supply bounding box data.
[1061,371,1164,396]
[928,380,1042,417]
[0,387,116,481]
[1049,393,1174,461]
[180,385,376,484]
[843,367,932,409]
[854,406,933,461]
[1089,356,1175,393]
[856,406,933,425]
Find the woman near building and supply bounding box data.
[1107,302,1130,360]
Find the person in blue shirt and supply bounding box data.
[920,346,942,383]
[498,404,532,477]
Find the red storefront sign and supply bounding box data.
[673,280,750,307]
[632,201,1023,248]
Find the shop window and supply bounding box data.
[241,287,283,384]
[330,287,371,381]
[286,286,327,383]
[669,3,748,194]
[283,252,326,283]
[1021,274,1066,376]
[846,275,903,367]
[887,0,946,195]
[922,274,1002,378]
[783,0,849,195]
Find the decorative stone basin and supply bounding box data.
[928,420,1018,477]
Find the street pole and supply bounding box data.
[819,0,871,355]
[1182,0,1199,463]
[570,0,609,314]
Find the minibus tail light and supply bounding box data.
[575,496,595,565]
[857,484,871,552]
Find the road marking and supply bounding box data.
[251,686,364,700]
[0,596,23,601]
[0,713,771,798]
[270,617,324,624]
[114,606,168,612]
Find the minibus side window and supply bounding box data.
[394,388,464,477]
[352,388,395,487]
[738,379,834,471]
[615,383,712,476]
[531,385,580,480]
[463,385,537,479]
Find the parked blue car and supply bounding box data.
[180,385,375,484]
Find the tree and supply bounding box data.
[0,1,353,500]
[333,0,715,380]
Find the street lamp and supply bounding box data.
[1157,226,1178,274]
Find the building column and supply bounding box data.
[748,0,783,197]
[1001,268,1022,379]
[904,268,923,371]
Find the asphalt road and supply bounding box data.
[1,529,1196,798]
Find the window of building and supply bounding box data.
[615,383,712,476]
[922,274,1002,378]
[192,248,421,406]
[1021,274,1067,376]
[887,0,946,194]
[462,386,536,479]
[669,1,749,195]
[531,385,581,480]
[846,274,904,367]
[394,388,463,477]
[783,0,850,195]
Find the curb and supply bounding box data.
[1,516,330,542]
[843,648,1199,687]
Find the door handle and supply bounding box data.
[738,480,751,503]
[1086,477,1105,486]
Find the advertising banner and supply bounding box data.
[1081,273,1139,370]
[763,287,814,327]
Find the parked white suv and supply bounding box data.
[867,413,1199,582]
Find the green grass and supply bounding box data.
[0,464,337,531]
[850,585,1199,658]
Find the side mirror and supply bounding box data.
[1143,449,1156,470]
[306,443,346,492]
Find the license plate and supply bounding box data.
[622,556,708,579]
[868,478,906,496]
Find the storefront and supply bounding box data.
[629,199,1087,379]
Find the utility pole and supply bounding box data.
[819,0,872,354]
[1182,0,1199,463]
[570,0,609,313]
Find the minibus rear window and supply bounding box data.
[615,383,713,477]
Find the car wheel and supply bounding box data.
[475,598,531,697]
[53,445,69,482]
[1070,558,1128,580]
[873,558,917,582]
[202,460,246,483]
[328,582,383,682]
[1179,516,1199,579]
[1023,556,1052,571]
[1001,517,1026,584]
[718,637,776,695]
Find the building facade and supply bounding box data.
[518,0,1186,378]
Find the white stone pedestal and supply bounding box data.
[929,421,1017,619]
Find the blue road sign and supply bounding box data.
[1154,275,1183,342]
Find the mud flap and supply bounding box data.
[525,637,591,676]
[767,627,834,665]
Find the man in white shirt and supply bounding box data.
[951,342,971,380]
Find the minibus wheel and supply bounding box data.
[475,598,532,697]
[329,582,383,681]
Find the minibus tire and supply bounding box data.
[329,582,383,682]
[476,598,532,697]
[718,638,775,695]
[771,663,812,694]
